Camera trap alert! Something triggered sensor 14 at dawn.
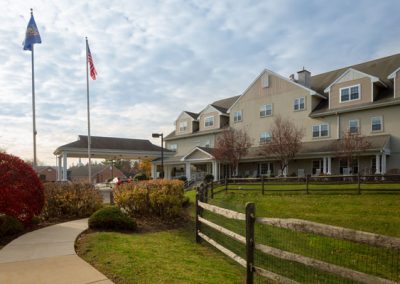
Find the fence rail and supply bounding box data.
[195,184,400,284]
[207,174,400,196]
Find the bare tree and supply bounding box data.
[212,128,252,176]
[335,131,371,174]
[261,115,304,176]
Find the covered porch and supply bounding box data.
[53,135,173,182]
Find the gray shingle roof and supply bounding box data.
[57,135,167,152]
[311,53,400,94]
[184,111,199,119]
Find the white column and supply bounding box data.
[283,165,288,177]
[327,157,332,175]
[322,157,327,174]
[62,152,67,181]
[185,162,191,180]
[151,163,157,179]
[212,161,218,181]
[57,155,62,181]
[375,154,381,174]
[381,154,387,174]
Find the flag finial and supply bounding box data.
[30,8,33,15]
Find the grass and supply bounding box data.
[200,190,400,282]
[77,222,245,284]
[77,188,400,283]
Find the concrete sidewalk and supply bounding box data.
[0,219,113,284]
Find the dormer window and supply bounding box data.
[179,121,187,132]
[205,116,214,127]
[340,85,360,102]
[234,111,242,123]
[294,97,305,111]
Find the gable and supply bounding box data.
[176,111,195,122]
[324,68,382,93]
[181,147,214,161]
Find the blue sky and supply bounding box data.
[1,0,400,165]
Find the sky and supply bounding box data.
[1,0,400,165]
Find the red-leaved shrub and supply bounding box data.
[0,153,44,224]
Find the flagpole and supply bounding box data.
[31,8,37,167]
[86,37,92,183]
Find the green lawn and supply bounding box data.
[77,223,245,284]
[77,189,400,283]
[199,190,400,282]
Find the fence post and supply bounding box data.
[211,181,214,199]
[109,190,114,205]
[261,176,265,195]
[225,176,228,192]
[306,175,309,194]
[357,172,361,194]
[245,202,255,284]
[205,183,209,203]
[195,192,201,243]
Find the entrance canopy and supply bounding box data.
[54,135,172,160]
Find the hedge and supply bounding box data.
[89,206,136,231]
[114,179,185,218]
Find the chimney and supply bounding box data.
[297,67,311,88]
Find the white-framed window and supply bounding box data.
[349,119,360,133]
[294,97,305,111]
[371,116,383,132]
[179,121,187,132]
[259,132,271,144]
[340,85,360,102]
[312,124,329,138]
[168,144,177,151]
[204,116,214,127]
[260,104,272,117]
[234,110,242,122]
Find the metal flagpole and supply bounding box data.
[31,42,37,167]
[86,37,92,183]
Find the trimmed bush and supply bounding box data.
[42,183,102,220]
[114,179,185,218]
[204,174,214,183]
[89,206,136,231]
[0,215,24,237]
[134,173,147,181]
[0,153,44,225]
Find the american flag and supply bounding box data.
[87,44,97,80]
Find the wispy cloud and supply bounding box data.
[1,0,400,164]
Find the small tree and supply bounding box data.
[335,131,371,174]
[212,128,252,176]
[138,159,152,178]
[261,115,304,176]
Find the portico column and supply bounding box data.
[151,163,157,179]
[185,162,191,181]
[212,161,218,181]
[62,152,67,181]
[375,154,381,174]
[327,157,332,175]
[57,155,62,181]
[322,157,327,174]
[381,154,387,174]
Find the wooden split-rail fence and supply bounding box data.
[195,190,400,284]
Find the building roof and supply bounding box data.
[310,53,400,94]
[243,135,390,160]
[211,95,240,113]
[33,166,57,173]
[184,111,199,119]
[165,128,224,141]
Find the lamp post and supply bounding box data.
[152,132,164,178]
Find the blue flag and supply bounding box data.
[23,13,41,51]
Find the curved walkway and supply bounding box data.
[0,219,113,284]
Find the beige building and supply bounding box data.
[153,54,400,181]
